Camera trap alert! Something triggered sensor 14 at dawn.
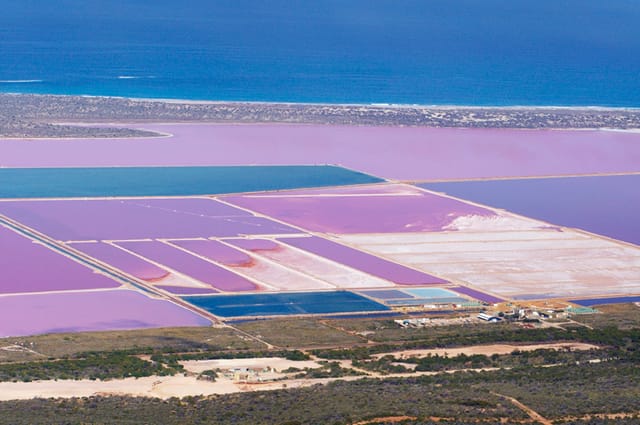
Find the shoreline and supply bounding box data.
[4,93,640,138]
[127,97,640,112]
[3,91,640,112]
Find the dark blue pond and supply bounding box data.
[571,296,640,307]
[184,291,389,317]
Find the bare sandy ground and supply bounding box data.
[0,372,361,401]
[180,357,321,374]
[372,342,600,359]
[0,344,601,401]
[0,357,328,401]
[0,375,239,401]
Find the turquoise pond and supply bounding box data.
[385,297,469,306]
[0,166,382,198]
[403,288,460,299]
[359,288,469,305]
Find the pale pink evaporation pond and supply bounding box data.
[278,236,447,285]
[0,198,297,241]
[172,239,334,291]
[0,289,211,337]
[116,241,258,292]
[2,124,640,180]
[69,242,169,281]
[223,238,397,290]
[0,225,120,294]
[224,238,281,252]
[170,239,252,266]
[223,184,495,234]
[155,285,219,295]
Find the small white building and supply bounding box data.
[477,312,501,322]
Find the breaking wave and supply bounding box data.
[0,79,43,83]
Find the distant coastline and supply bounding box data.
[4,90,640,111]
[2,93,640,139]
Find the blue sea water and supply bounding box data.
[1,0,640,106]
[0,165,382,198]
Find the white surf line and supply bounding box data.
[0,79,43,83]
[46,93,640,111]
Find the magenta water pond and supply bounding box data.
[0,224,120,294]
[0,198,298,241]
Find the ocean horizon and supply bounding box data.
[1,0,640,107]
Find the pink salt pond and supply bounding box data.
[278,236,447,285]
[223,184,495,234]
[224,238,281,252]
[225,238,396,289]
[69,242,169,282]
[3,124,640,180]
[0,224,120,294]
[0,289,211,337]
[172,239,333,291]
[116,241,258,292]
[169,239,253,266]
[0,197,297,241]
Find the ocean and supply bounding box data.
[1,0,639,106]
